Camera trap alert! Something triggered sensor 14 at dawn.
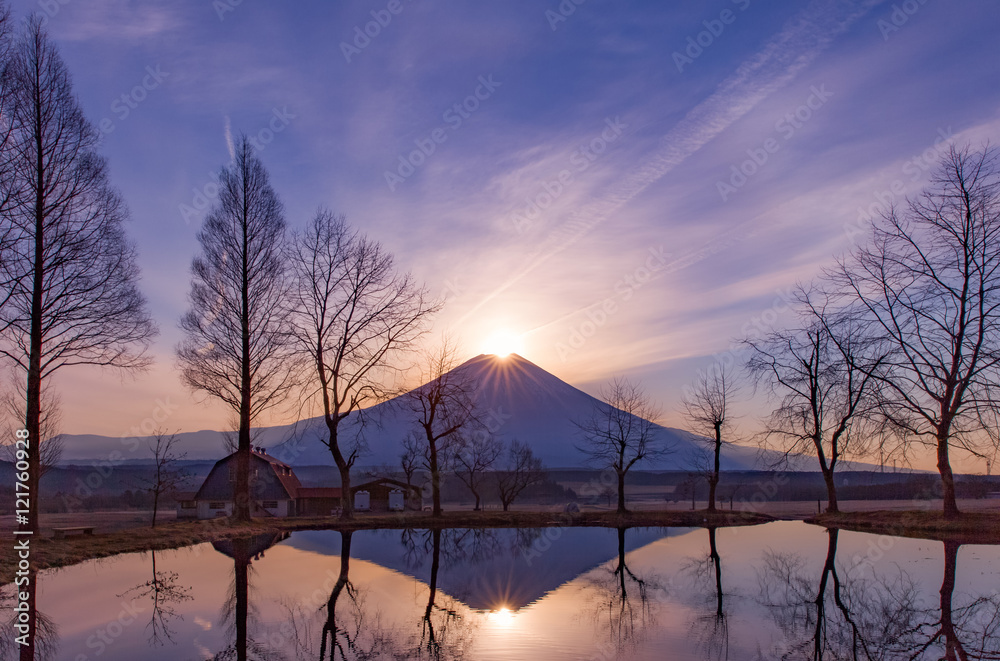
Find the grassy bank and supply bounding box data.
[808,510,1000,544]
[2,508,769,584]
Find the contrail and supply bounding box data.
[454,0,884,328]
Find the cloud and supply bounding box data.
[454,0,885,327]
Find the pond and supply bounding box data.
[4,521,1000,660]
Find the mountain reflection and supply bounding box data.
[8,522,1000,660]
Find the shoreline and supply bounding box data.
[4,507,999,584]
[3,509,764,584]
[807,510,1000,545]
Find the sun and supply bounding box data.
[482,329,524,358]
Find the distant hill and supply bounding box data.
[54,353,879,472]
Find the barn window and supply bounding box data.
[210,502,226,509]
[181,501,196,509]
[262,500,278,509]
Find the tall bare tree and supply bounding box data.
[745,289,884,513]
[0,17,155,534]
[406,341,480,517]
[576,377,668,514]
[177,136,292,523]
[495,439,544,511]
[682,364,738,512]
[286,209,436,519]
[834,145,1000,518]
[453,430,502,511]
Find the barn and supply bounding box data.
[192,447,302,519]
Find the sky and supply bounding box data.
[6,0,1000,469]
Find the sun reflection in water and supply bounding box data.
[486,605,517,628]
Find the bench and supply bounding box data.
[52,526,95,539]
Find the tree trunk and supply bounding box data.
[233,212,253,524]
[473,490,481,511]
[233,539,249,661]
[429,440,442,517]
[151,490,159,528]
[617,471,628,514]
[708,423,722,512]
[822,468,839,514]
[937,433,960,519]
[708,527,722,618]
[939,541,962,658]
[23,142,46,535]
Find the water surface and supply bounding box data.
[4,521,999,659]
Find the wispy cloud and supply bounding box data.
[455,0,885,327]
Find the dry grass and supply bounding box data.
[0,508,769,584]
[809,510,1000,544]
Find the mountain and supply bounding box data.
[57,352,846,471]
[270,352,791,470]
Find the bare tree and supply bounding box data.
[406,340,480,517]
[576,377,668,514]
[118,550,193,647]
[495,439,545,511]
[286,209,436,519]
[453,430,502,511]
[400,431,423,492]
[0,18,156,533]
[682,364,738,512]
[745,288,884,513]
[177,136,292,523]
[135,431,188,528]
[834,145,1000,518]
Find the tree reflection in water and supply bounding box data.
[118,549,193,647]
[580,526,668,655]
[211,532,290,661]
[0,567,58,661]
[684,526,730,660]
[759,529,1000,660]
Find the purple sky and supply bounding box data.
[11,0,1000,469]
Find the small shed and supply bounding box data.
[349,478,422,512]
[296,487,343,516]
